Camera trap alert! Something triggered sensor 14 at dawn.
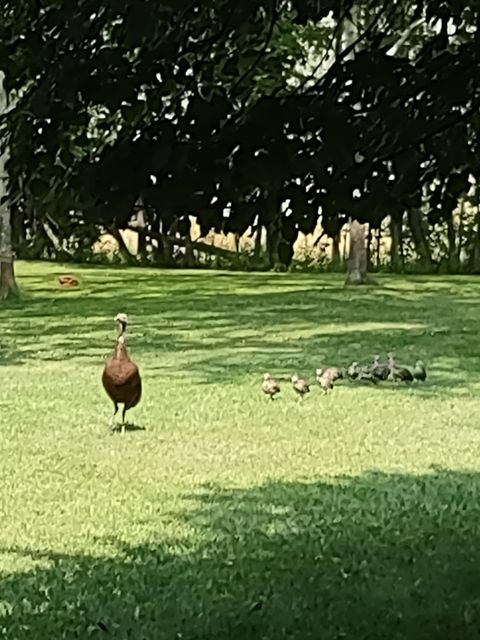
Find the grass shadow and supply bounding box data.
[2,469,480,638]
[0,262,479,396]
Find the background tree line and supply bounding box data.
[1,0,479,295]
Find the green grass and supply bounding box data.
[2,261,480,639]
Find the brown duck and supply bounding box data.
[102,313,142,433]
[291,375,310,399]
[315,368,334,393]
[262,373,280,400]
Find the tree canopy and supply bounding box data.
[0,0,479,263]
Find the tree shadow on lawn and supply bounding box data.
[2,469,480,639]
[0,272,479,394]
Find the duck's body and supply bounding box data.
[291,375,310,398]
[368,355,390,381]
[346,362,360,380]
[262,373,280,400]
[387,354,413,383]
[317,366,343,382]
[102,314,142,432]
[316,369,334,393]
[347,361,377,384]
[413,360,427,381]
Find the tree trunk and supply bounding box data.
[457,200,464,269]
[150,213,175,267]
[407,208,433,271]
[184,237,195,267]
[346,220,369,285]
[366,224,373,270]
[331,232,341,267]
[12,205,25,248]
[471,180,480,273]
[109,227,137,264]
[446,214,458,272]
[0,71,18,300]
[390,214,404,272]
[375,227,382,268]
[253,225,263,262]
[266,219,282,269]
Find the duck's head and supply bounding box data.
[114,312,128,337]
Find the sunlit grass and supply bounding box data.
[1,262,480,638]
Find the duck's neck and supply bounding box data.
[114,335,128,359]
[117,321,126,338]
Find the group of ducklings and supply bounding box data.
[262,353,427,401]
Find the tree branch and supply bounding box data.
[127,226,241,260]
[306,0,393,97]
[230,0,279,96]
[386,17,424,56]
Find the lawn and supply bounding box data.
[1,261,480,639]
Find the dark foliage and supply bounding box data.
[0,0,479,261]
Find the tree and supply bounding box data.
[340,10,368,285]
[0,70,18,299]
[0,0,479,274]
[346,219,368,284]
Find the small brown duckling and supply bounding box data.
[291,374,310,399]
[262,373,280,400]
[316,368,334,394]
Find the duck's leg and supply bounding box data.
[121,406,127,434]
[110,402,119,432]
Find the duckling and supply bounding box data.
[346,362,360,380]
[387,353,414,382]
[317,366,343,382]
[347,361,377,384]
[316,369,334,394]
[291,375,310,399]
[262,373,280,400]
[412,360,427,381]
[368,355,390,381]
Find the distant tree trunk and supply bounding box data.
[181,217,195,268]
[407,208,433,271]
[162,234,174,266]
[184,237,195,267]
[253,225,262,261]
[346,220,368,285]
[233,233,240,254]
[457,200,464,269]
[0,71,18,300]
[375,227,382,268]
[109,227,137,264]
[265,202,282,269]
[390,214,404,272]
[341,227,349,263]
[12,201,26,252]
[42,218,72,258]
[471,180,480,273]
[446,214,458,272]
[135,205,148,263]
[366,224,373,269]
[266,218,281,269]
[331,232,341,267]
